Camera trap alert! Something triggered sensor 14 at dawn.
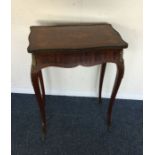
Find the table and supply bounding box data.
[28,23,128,134]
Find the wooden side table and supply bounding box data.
[28,23,128,134]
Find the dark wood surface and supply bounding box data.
[28,23,128,136]
[28,24,128,52]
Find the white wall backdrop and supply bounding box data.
[11,0,143,99]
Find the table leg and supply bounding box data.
[99,63,107,104]
[31,66,47,135]
[107,60,124,126]
[38,70,45,103]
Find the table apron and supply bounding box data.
[32,50,123,69]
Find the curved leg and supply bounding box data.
[107,60,124,126]
[99,63,107,104]
[38,70,45,103]
[31,66,47,135]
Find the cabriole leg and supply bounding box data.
[31,66,47,136]
[99,63,107,104]
[107,60,124,126]
[38,70,45,103]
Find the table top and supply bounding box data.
[28,23,128,53]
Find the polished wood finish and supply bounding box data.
[28,23,128,134]
[28,24,127,52]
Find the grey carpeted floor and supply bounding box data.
[11,93,143,155]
